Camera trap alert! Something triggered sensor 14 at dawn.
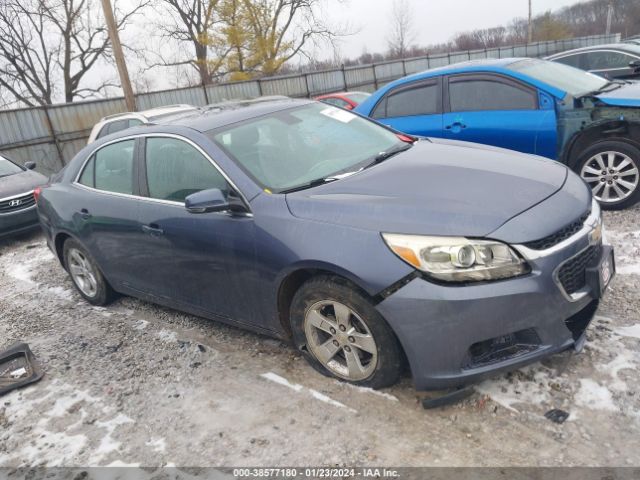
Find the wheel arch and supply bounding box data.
[275,263,376,340]
[561,120,640,169]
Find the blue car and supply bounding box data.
[36,98,614,391]
[355,58,640,210]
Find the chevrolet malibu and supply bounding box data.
[36,98,614,391]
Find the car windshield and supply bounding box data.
[207,103,404,192]
[345,92,370,103]
[508,58,609,96]
[0,156,24,177]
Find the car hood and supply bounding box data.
[595,82,640,107]
[0,169,48,199]
[285,140,568,237]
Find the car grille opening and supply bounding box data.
[462,328,541,370]
[557,245,600,296]
[564,300,599,341]
[0,192,36,214]
[523,210,590,250]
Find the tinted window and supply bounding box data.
[128,119,144,128]
[373,83,439,119]
[449,78,536,112]
[554,54,583,69]
[92,140,135,194]
[584,51,637,70]
[145,138,228,203]
[78,156,95,187]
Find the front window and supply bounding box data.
[144,137,228,202]
[508,58,608,97]
[207,103,404,192]
[0,156,24,177]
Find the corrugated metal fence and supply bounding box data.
[0,33,621,175]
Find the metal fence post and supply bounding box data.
[303,73,310,97]
[341,64,347,90]
[372,64,379,90]
[42,105,65,168]
[257,78,263,96]
[201,82,210,105]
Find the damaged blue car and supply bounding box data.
[355,58,640,210]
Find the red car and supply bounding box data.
[314,91,371,110]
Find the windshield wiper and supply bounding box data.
[582,81,625,97]
[279,177,340,194]
[362,142,413,170]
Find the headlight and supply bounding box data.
[382,234,530,282]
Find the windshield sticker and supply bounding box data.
[320,107,356,123]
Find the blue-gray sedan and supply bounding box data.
[36,98,615,391]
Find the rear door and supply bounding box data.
[442,73,557,158]
[73,138,146,288]
[370,78,443,137]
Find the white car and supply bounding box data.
[87,104,199,144]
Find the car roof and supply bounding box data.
[364,57,566,99]
[547,43,640,58]
[159,96,313,132]
[100,104,197,122]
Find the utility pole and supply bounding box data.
[606,0,614,36]
[100,0,136,111]
[528,0,533,43]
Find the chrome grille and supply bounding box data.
[523,210,590,250]
[0,191,36,214]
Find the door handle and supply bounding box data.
[79,208,91,220]
[445,122,467,130]
[142,224,164,236]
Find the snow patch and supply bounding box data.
[261,372,356,413]
[90,413,135,464]
[337,381,399,402]
[575,379,617,412]
[157,330,178,343]
[133,319,149,330]
[476,367,552,413]
[260,372,303,392]
[146,438,167,453]
[615,324,640,340]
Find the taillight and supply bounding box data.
[33,186,42,203]
[396,133,416,143]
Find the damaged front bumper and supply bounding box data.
[376,208,614,392]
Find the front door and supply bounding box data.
[442,74,557,158]
[135,136,259,327]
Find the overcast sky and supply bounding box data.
[327,0,583,59]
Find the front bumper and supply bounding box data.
[377,209,613,391]
[0,205,39,239]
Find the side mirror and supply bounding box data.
[24,161,36,170]
[629,60,640,71]
[185,188,230,214]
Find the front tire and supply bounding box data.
[63,238,115,306]
[574,140,640,210]
[290,276,403,389]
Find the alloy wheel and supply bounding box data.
[303,300,378,381]
[580,151,639,204]
[68,248,98,297]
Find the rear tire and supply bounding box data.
[290,275,403,389]
[573,140,640,210]
[63,238,115,306]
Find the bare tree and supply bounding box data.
[153,0,231,85]
[386,0,415,58]
[0,0,148,106]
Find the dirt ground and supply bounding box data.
[0,205,639,468]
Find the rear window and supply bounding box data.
[372,83,439,119]
[78,140,135,195]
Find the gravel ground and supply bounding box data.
[0,205,639,468]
